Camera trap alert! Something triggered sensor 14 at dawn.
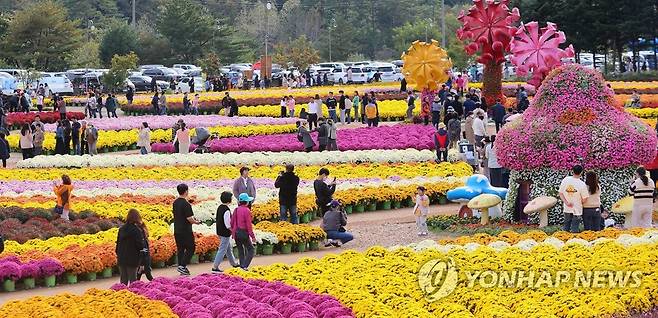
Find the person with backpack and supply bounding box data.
[297,121,314,152]
[211,191,239,272]
[434,123,450,162]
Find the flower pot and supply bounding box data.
[206,250,217,261]
[111,146,119,152]
[256,244,263,255]
[65,273,77,284]
[44,275,56,287]
[380,200,392,210]
[404,198,414,207]
[261,243,274,255]
[130,144,138,150]
[280,243,292,254]
[85,272,96,281]
[354,204,365,213]
[101,268,113,278]
[294,242,306,253]
[439,196,448,205]
[308,240,320,251]
[300,213,311,224]
[344,205,353,214]
[366,202,377,212]
[3,280,15,292]
[102,147,109,153]
[190,254,199,264]
[23,277,35,289]
[153,261,166,269]
[393,201,402,209]
[120,145,128,151]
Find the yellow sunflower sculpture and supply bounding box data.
[401,40,452,91]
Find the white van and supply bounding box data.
[39,73,74,95]
[374,63,403,82]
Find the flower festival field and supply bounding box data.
[6,115,299,154]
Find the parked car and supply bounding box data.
[327,63,348,84]
[139,64,165,71]
[176,77,204,93]
[348,67,370,84]
[172,64,202,76]
[38,73,74,95]
[142,67,180,81]
[0,72,17,95]
[374,64,403,82]
[128,75,169,92]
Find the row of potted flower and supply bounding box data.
[6,111,85,128]
[0,256,64,291]
[16,148,441,169]
[111,275,354,318]
[41,115,299,132]
[0,289,178,316]
[6,123,298,154]
[152,124,438,153]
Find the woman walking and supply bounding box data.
[630,167,655,228]
[582,171,601,231]
[137,122,151,155]
[173,122,191,154]
[0,133,9,167]
[54,174,73,221]
[136,218,153,281]
[116,209,146,285]
[231,193,256,270]
[19,124,33,160]
[486,136,502,187]
[211,192,239,272]
[352,91,360,123]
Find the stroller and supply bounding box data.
[192,127,215,153]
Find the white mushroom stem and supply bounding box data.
[538,209,548,228]
[480,208,490,225]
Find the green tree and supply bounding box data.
[197,52,222,77]
[60,0,119,29]
[100,21,139,65]
[1,1,81,70]
[134,22,172,65]
[273,35,320,71]
[102,52,138,92]
[157,0,218,62]
[447,37,473,70]
[392,20,442,53]
[68,41,101,69]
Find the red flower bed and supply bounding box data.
[6,112,85,126]
[0,206,122,243]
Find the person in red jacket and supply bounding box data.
[231,193,256,270]
[434,123,450,163]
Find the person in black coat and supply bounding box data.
[275,164,301,223]
[0,132,9,168]
[313,168,336,216]
[116,209,146,285]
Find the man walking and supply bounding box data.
[275,164,300,224]
[316,117,329,151]
[490,99,506,132]
[406,91,416,120]
[173,183,200,275]
[338,90,346,124]
[232,167,256,205]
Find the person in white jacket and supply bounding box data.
[472,109,487,147]
[137,122,152,155]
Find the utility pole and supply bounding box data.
[132,0,136,26]
[264,1,272,78]
[441,0,446,47]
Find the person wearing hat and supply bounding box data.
[413,186,430,236]
[322,200,353,247]
[472,109,487,147]
[231,193,256,270]
[434,123,450,162]
[431,95,442,129]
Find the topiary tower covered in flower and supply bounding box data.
[495,64,657,225]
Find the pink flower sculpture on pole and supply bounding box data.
[458,0,520,105]
[510,21,575,87]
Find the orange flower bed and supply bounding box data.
[150,235,177,262]
[194,233,220,255]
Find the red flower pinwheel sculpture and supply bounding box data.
[510,21,575,88]
[457,0,520,104]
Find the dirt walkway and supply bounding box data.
[0,204,460,304]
